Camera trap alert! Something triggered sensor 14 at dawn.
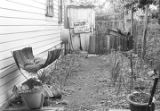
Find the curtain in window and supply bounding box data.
[46,0,54,17]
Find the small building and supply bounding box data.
[64,4,95,51]
[0,0,64,107]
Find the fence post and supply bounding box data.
[142,4,149,59]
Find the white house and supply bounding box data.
[0,0,64,107]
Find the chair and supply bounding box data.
[12,47,62,78]
[41,49,62,68]
[12,50,26,69]
[21,47,34,60]
[12,48,45,78]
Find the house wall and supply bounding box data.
[0,0,63,107]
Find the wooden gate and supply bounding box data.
[95,18,124,54]
[95,21,110,54]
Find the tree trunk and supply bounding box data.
[131,7,137,53]
[158,0,160,24]
[142,5,149,59]
[130,52,134,92]
[131,7,134,36]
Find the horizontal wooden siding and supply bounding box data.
[0,0,63,106]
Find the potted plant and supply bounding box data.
[127,92,155,111]
[19,78,44,109]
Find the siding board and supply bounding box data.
[0,32,59,44]
[31,0,46,5]
[0,70,20,87]
[0,40,61,80]
[0,33,60,51]
[0,75,26,104]
[0,65,17,78]
[0,17,58,25]
[6,0,45,10]
[0,32,60,60]
[0,6,58,21]
[0,26,59,35]
[0,72,26,95]
[0,0,63,107]
[0,37,60,70]
[0,0,45,13]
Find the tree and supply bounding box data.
[158,0,160,24]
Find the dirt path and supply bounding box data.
[61,53,160,111]
[63,55,120,111]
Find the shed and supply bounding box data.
[64,4,95,51]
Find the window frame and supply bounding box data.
[46,0,54,17]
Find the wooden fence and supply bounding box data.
[94,19,126,54]
[94,17,160,57]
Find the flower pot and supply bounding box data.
[127,92,155,111]
[21,88,44,109]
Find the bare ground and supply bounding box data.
[7,53,160,111]
[62,55,129,111]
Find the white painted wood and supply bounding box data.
[0,71,21,88]
[32,0,46,4]
[0,58,15,70]
[0,32,60,61]
[0,0,64,106]
[0,38,60,70]
[0,0,45,13]
[0,30,59,43]
[0,9,58,20]
[80,33,91,51]
[71,35,80,50]
[0,74,26,104]
[0,17,59,26]
[33,40,61,55]
[0,33,59,52]
[0,0,58,21]
[0,26,59,35]
[0,65,17,78]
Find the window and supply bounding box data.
[46,0,54,17]
[58,0,63,24]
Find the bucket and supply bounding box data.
[80,33,91,51]
[71,34,80,50]
[60,29,70,43]
[21,88,44,109]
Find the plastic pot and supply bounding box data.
[127,92,155,111]
[20,88,44,109]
